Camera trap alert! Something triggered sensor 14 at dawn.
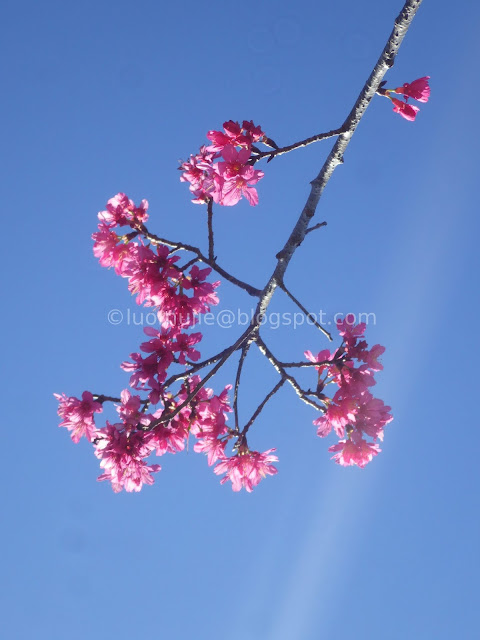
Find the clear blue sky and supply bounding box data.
[2,0,479,638]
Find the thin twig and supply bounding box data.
[240,379,286,437]
[177,257,199,272]
[233,343,251,432]
[278,361,327,368]
[306,221,327,235]
[135,223,262,297]
[280,282,332,341]
[249,127,346,165]
[255,336,326,413]
[163,343,240,388]
[150,326,256,427]
[207,199,215,262]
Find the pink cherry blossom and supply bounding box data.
[390,97,420,121]
[55,391,103,443]
[220,171,264,206]
[329,429,380,468]
[172,332,202,364]
[95,423,160,493]
[182,266,220,309]
[92,224,136,275]
[242,120,265,143]
[358,344,385,371]
[336,314,366,347]
[354,392,393,441]
[98,193,149,227]
[150,411,191,456]
[313,393,358,438]
[194,437,228,466]
[207,121,250,152]
[214,447,278,492]
[307,317,392,467]
[182,120,266,206]
[394,76,430,103]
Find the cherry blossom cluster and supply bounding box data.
[381,76,430,121]
[305,315,393,468]
[91,193,219,328]
[55,193,278,493]
[179,120,267,206]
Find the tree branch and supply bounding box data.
[255,336,326,413]
[249,127,346,165]
[207,199,215,261]
[279,281,332,341]
[233,343,251,432]
[151,326,256,427]
[240,379,286,438]
[134,223,262,297]
[246,0,423,365]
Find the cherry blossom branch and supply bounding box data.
[163,344,238,388]
[246,0,423,355]
[151,326,256,427]
[156,0,424,422]
[93,394,122,403]
[134,222,262,297]
[157,0,422,433]
[249,127,346,165]
[279,281,332,341]
[255,335,326,413]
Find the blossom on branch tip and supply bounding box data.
[94,424,161,493]
[214,446,278,492]
[307,318,392,468]
[381,76,430,121]
[55,391,103,443]
[98,193,149,228]
[181,120,266,207]
[390,97,420,122]
[394,76,430,103]
[329,430,380,469]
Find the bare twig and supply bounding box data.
[163,343,241,388]
[306,221,327,235]
[233,343,251,432]
[255,336,326,413]
[240,379,286,437]
[207,199,215,262]
[279,282,332,341]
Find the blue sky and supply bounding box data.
[2,0,479,638]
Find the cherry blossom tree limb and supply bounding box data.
[255,335,326,413]
[250,0,423,335]
[249,127,346,165]
[134,222,262,297]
